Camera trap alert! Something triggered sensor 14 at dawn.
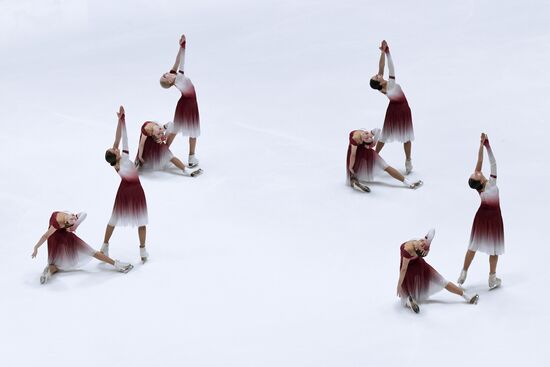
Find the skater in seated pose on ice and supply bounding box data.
[347,128,422,192]
[136,121,201,176]
[397,229,479,314]
[370,40,415,174]
[159,34,201,169]
[31,211,133,284]
[457,133,505,289]
[102,106,149,263]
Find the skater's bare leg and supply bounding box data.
[49,265,59,275]
[94,251,115,266]
[166,133,176,148]
[138,226,146,248]
[385,166,405,182]
[462,250,476,271]
[170,157,187,170]
[375,141,385,153]
[103,225,115,244]
[189,137,197,156]
[489,255,498,274]
[445,282,464,296]
[404,141,412,161]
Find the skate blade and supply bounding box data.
[122,264,134,274]
[489,283,501,290]
[411,180,423,189]
[141,257,148,264]
[40,275,47,284]
[352,182,370,193]
[188,162,199,168]
[190,168,203,177]
[408,297,420,313]
[470,294,479,304]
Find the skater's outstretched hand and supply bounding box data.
[482,133,490,147]
[31,247,38,258]
[179,34,186,47]
[117,106,125,121]
[379,40,388,53]
[480,133,487,145]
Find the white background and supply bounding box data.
[1,0,548,366]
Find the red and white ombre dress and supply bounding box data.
[47,212,96,270]
[171,43,200,138]
[468,143,505,255]
[109,120,148,227]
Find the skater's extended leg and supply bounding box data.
[462,250,476,271]
[166,133,176,148]
[49,265,59,275]
[138,226,146,247]
[170,157,187,170]
[103,225,115,244]
[385,166,404,181]
[489,255,498,274]
[445,282,463,296]
[189,137,197,156]
[94,251,115,266]
[375,141,385,153]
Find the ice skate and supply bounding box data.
[351,179,370,193]
[405,159,413,175]
[182,168,203,177]
[188,154,199,168]
[406,296,420,313]
[100,243,109,257]
[457,269,467,285]
[463,292,479,304]
[140,247,149,263]
[403,178,423,189]
[40,266,51,285]
[489,274,502,289]
[114,260,133,273]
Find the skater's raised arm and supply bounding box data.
[474,133,486,172]
[377,50,385,76]
[386,49,396,89]
[31,226,57,258]
[67,212,87,233]
[171,35,186,73]
[484,138,497,178]
[118,107,129,154]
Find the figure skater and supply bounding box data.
[136,121,201,176]
[347,128,422,192]
[31,211,133,284]
[159,34,201,168]
[370,40,414,174]
[457,133,504,289]
[397,229,479,314]
[101,106,149,263]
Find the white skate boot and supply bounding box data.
[457,269,468,285]
[188,154,199,168]
[405,159,413,175]
[463,292,479,304]
[489,274,502,289]
[140,247,149,263]
[100,243,109,257]
[406,296,420,313]
[114,260,133,273]
[403,178,423,189]
[352,180,370,193]
[40,266,52,285]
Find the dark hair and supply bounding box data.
[468,178,483,191]
[370,78,382,90]
[105,150,117,166]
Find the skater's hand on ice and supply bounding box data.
[179,34,186,47]
[117,106,125,120]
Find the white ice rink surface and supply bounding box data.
[1,1,549,366]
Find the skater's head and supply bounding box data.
[143,122,167,143]
[160,72,176,89]
[105,148,120,166]
[370,74,385,90]
[468,172,486,191]
[360,130,375,145]
[63,213,78,228]
[414,239,430,257]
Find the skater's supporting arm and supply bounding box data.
[31,226,57,258]
[67,212,87,233]
[137,134,147,164]
[349,145,358,174]
[484,140,497,178]
[397,257,411,296]
[474,134,486,172]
